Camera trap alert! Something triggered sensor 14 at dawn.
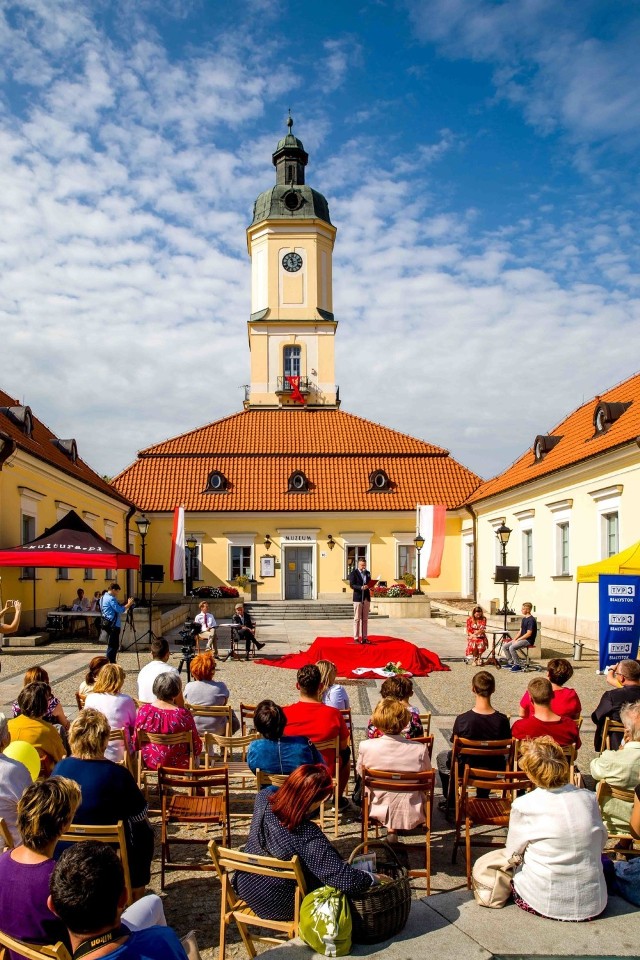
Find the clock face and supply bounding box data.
[282,252,303,273]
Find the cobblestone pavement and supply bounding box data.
[0,614,611,958]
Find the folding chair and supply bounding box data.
[600,717,626,752]
[458,767,532,888]
[240,702,257,736]
[255,770,288,791]
[209,839,307,960]
[596,780,639,853]
[108,728,135,776]
[0,931,71,960]
[513,739,577,783]
[413,734,434,760]
[204,732,258,789]
[59,821,132,905]
[185,703,233,739]
[136,730,194,807]
[361,766,435,891]
[418,712,432,736]
[315,737,341,838]
[0,817,14,851]
[158,766,231,889]
[448,736,514,821]
[339,708,356,777]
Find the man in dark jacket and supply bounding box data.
[232,603,264,660]
[592,659,640,750]
[349,557,371,644]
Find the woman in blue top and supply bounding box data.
[246,700,325,775]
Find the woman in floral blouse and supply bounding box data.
[134,671,201,769]
[465,605,488,665]
[367,674,423,739]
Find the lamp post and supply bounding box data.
[413,533,425,595]
[135,515,150,606]
[264,534,272,551]
[495,522,514,625]
[186,535,197,596]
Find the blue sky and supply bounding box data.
[0,0,638,481]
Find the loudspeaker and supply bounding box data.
[141,564,164,583]
[495,565,520,584]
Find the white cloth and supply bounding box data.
[0,753,32,846]
[121,893,167,930]
[356,734,431,830]
[84,692,137,762]
[505,784,607,921]
[137,661,180,704]
[322,684,350,710]
[590,740,640,832]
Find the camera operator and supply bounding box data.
[99,583,134,664]
[137,637,183,706]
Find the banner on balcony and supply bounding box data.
[285,375,305,404]
[416,505,447,578]
[170,505,185,584]
[598,574,640,671]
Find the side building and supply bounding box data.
[466,370,640,646]
[0,390,134,630]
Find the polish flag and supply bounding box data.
[170,506,185,583]
[416,505,447,578]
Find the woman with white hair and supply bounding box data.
[590,700,640,833]
[0,712,32,846]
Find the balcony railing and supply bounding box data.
[276,376,313,395]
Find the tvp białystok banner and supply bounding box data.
[598,574,640,671]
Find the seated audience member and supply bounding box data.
[247,700,325,775]
[367,674,423,739]
[49,842,186,959]
[436,670,511,799]
[590,701,640,833]
[71,588,90,612]
[232,602,264,658]
[88,590,103,613]
[183,652,238,737]
[0,776,81,958]
[283,665,351,801]
[194,600,218,656]
[12,666,70,731]
[465,605,488,665]
[592,659,640,751]
[318,660,350,710]
[0,713,32,847]
[357,698,431,840]
[135,672,202,770]
[137,637,182,705]
[84,663,137,763]
[511,677,581,748]
[77,656,109,699]
[233,765,375,921]
[505,737,607,921]
[7,683,66,776]
[519,658,581,720]
[502,601,537,671]
[53,709,154,902]
[0,599,22,639]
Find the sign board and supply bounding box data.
[598,574,640,671]
[260,555,275,578]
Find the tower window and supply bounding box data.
[288,470,309,492]
[287,164,295,184]
[284,346,301,379]
[369,469,392,492]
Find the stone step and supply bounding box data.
[245,602,384,621]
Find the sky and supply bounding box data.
[1,0,639,483]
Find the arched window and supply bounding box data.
[284,345,301,379]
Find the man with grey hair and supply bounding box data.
[0,712,32,845]
[592,659,640,751]
[590,700,640,833]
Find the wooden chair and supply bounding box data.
[418,712,432,736]
[158,766,231,890]
[204,732,258,789]
[108,728,135,776]
[209,839,307,960]
[240,702,257,735]
[229,622,259,660]
[361,766,435,892]
[185,703,233,739]
[0,817,14,851]
[339,707,356,772]
[513,739,577,782]
[315,737,341,838]
[576,715,584,731]
[600,717,626,752]
[59,822,132,905]
[136,730,195,805]
[255,770,288,790]
[0,931,71,960]
[448,736,514,821]
[457,766,532,888]
[413,733,434,760]
[596,780,639,852]
[75,692,86,711]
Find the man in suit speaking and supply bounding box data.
[349,557,372,644]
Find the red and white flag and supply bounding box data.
[170,505,185,584]
[416,504,446,578]
[285,375,305,404]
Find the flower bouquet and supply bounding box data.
[382,661,409,676]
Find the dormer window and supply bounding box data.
[0,405,33,437]
[593,401,631,435]
[369,469,392,492]
[288,470,309,492]
[533,435,562,462]
[204,470,228,493]
[51,438,78,463]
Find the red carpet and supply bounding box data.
[255,635,448,678]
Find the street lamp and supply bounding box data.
[186,535,198,595]
[135,515,151,606]
[413,533,425,595]
[495,522,514,622]
[264,534,272,551]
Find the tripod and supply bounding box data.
[128,582,160,651]
[119,604,141,670]
[176,645,196,683]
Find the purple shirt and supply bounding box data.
[0,851,69,960]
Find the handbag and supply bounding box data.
[471,847,521,909]
[299,886,352,957]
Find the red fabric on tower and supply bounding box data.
[255,635,448,677]
[285,375,305,404]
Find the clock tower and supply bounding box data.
[245,118,339,408]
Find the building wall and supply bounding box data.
[469,444,640,645]
[0,450,131,629]
[137,510,466,601]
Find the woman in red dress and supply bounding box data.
[465,605,488,665]
[134,671,201,769]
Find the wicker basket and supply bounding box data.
[348,841,411,944]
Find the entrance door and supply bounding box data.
[285,547,313,599]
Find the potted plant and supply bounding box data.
[402,573,416,589]
[235,574,250,592]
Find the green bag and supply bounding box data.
[299,885,352,957]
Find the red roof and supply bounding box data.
[0,389,132,507]
[113,408,481,512]
[469,370,640,503]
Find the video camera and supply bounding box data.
[178,617,202,656]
